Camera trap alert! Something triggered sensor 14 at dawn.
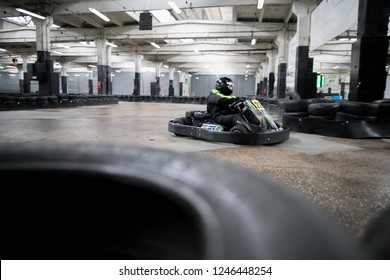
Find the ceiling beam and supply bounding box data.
[52,1,260,15]
[0,21,285,43]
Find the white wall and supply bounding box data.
[310,0,358,51]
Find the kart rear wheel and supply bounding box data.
[230,124,248,133]
[173,117,188,125]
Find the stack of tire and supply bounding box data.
[375,99,390,120]
[335,101,379,121]
[282,99,312,124]
[281,98,390,138]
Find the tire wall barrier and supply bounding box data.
[254,97,390,138]
[0,93,119,111]
[120,95,207,104]
[275,98,390,138]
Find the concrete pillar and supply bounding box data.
[266,51,276,98]
[276,30,288,98]
[179,72,185,96]
[292,0,317,99]
[256,69,263,96]
[168,67,175,96]
[133,54,143,96]
[18,65,23,94]
[277,64,287,98]
[266,51,276,75]
[261,62,269,96]
[106,45,112,95]
[349,0,390,102]
[95,39,108,95]
[60,62,68,94]
[95,39,113,95]
[156,62,162,79]
[152,62,162,96]
[259,81,264,96]
[21,55,30,94]
[88,70,94,95]
[31,16,59,96]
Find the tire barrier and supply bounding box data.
[120,95,208,104]
[0,143,367,260]
[0,93,119,111]
[278,99,390,138]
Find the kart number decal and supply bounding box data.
[201,123,224,131]
[250,99,265,111]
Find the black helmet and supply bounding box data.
[215,77,234,95]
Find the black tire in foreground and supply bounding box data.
[0,143,366,260]
[362,206,390,259]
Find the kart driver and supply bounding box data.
[206,77,261,129]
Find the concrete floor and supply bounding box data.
[0,101,389,241]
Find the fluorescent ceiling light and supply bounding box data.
[333,66,340,69]
[89,7,110,22]
[51,24,60,28]
[257,0,264,9]
[16,8,45,20]
[88,65,96,68]
[0,48,7,52]
[106,42,118,48]
[150,42,160,49]
[251,38,257,45]
[125,11,139,22]
[51,50,64,55]
[168,1,181,14]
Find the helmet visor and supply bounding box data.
[226,81,234,91]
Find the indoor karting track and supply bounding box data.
[0,101,389,259]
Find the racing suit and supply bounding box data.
[206,89,260,129]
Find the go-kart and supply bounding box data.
[168,97,290,145]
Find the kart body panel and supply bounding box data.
[168,120,290,145]
[168,98,290,145]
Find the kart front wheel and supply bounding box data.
[230,125,248,133]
